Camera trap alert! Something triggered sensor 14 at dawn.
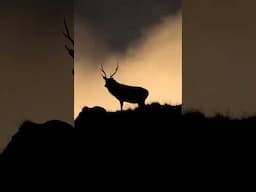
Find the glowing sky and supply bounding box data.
[2,0,256,155]
[74,12,182,118]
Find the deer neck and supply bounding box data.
[106,80,122,94]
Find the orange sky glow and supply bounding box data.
[75,12,182,118]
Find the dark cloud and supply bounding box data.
[75,0,181,52]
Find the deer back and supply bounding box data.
[106,79,148,103]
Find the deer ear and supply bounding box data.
[102,75,107,80]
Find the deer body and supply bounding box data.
[101,63,149,111]
[105,78,148,110]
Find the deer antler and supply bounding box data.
[110,61,119,78]
[63,17,74,45]
[63,17,74,58]
[101,64,107,78]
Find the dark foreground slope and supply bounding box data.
[1,103,182,167]
[1,103,256,175]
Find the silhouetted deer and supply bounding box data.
[101,62,149,111]
[63,17,74,75]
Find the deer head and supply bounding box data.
[100,62,119,88]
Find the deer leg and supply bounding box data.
[120,101,123,111]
